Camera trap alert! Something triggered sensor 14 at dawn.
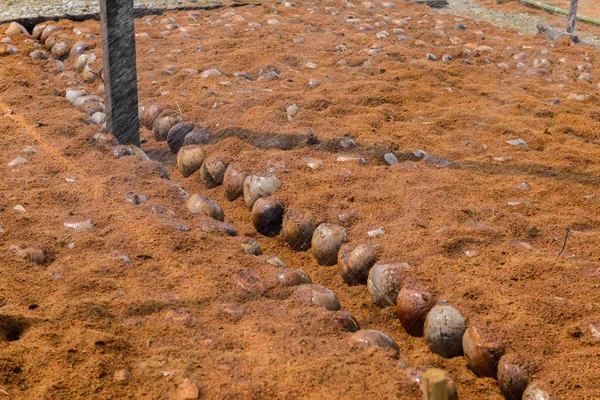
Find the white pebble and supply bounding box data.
[8,157,27,167]
[201,69,222,78]
[367,227,385,237]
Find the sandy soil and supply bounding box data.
[1,0,600,398]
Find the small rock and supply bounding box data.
[426,53,437,61]
[201,69,222,78]
[8,157,27,167]
[578,73,593,83]
[367,227,385,237]
[64,219,94,231]
[305,62,318,69]
[113,368,132,382]
[308,79,321,88]
[171,378,200,400]
[515,182,530,191]
[567,93,590,101]
[125,193,148,205]
[293,37,305,44]
[337,154,366,165]
[334,44,348,52]
[384,152,398,165]
[30,49,48,60]
[506,138,528,147]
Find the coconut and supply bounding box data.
[497,354,530,400]
[177,145,205,178]
[51,41,70,59]
[351,329,400,355]
[367,261,411,307]
[396,286,436,337]
[252,198,284,237]
[30,50,48,60]
[186,193,224,221]
[424,301,466,358]
[167,122,196,153]
[243,174,280,209]
[294,284,341,311]
[311,223,347,266]
[278,268,312,286]
[153,114,183,142]
[223,163,249,201]
[200,156,228,188]
[141,104,165,130]
[462,325,505,378]
[281,211,316,251]
[338,243,381,285]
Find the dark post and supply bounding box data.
[99,0,140,146]
[566,0,579,34]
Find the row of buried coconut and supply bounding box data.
[7,19,549,399]
[141,104,549,400]
[14,18,549,398]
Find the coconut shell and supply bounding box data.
[243,174,280,209]
[462,325,505,378]
[40,25,62,43]
[281,211,316,251]
[30,50,48,60]
[82,64,99,83]
[333,310,360,332]
[294,284,341,311]
[240,237,262,255]
[497,354,530,400]
[339,243,381,285]
[141,104,165,130]
[200,156,228,189]
[367,262,411,307]
[5,22,28,36]
[182,128,211,147]
[311,223,347,266]
[167,122,196,153]
[74,54,89,73]
[424,301,466,358]
[32,24,47,39]
[44,34,64,51]
[186,193,224,221]
[278,269,312,286]
[51,41,70,60]
[69,41,88,58]
[396,286,436,337]
[153,114,183,142]
[252,198,284,237]
[351,329,399,355]
[223,163,248,202]
[177,145,205,178]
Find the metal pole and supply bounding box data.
[99,0,140,146]
[566,0,579,33]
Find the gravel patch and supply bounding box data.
[0,0,222,21]
[442,0,600,47]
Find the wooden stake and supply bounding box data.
[420,368,448,400]
[566,0,579,33]
[99,0,140,146]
